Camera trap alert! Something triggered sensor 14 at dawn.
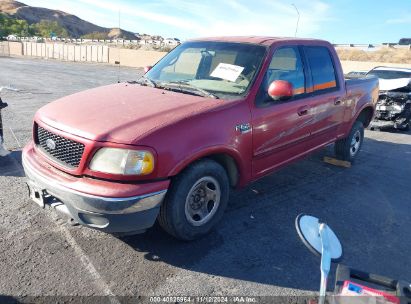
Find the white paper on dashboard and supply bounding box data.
[210,63,245,82]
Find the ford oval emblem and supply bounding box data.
[46,138,56,150]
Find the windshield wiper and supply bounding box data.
[158,81,219,99]
[133,76,157,88]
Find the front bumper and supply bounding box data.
[369,119,396,129]
[23,142,169,233]
[369,117,409,130]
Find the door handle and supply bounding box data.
[297,106,309,116]
[334,99,342,105]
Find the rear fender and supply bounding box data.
[354,105,375,127]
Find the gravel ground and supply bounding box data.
[0,57,410,303]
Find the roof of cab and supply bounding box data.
[188,36,328,46]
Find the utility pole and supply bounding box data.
[291,3,300,37]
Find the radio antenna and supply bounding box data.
[291,4,300,37]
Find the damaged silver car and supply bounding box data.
[367,67,411,131]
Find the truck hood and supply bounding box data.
[37,83,225,144]
[379,78,411,91]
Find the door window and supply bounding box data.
[265,47,306,96]
[304,46,338,92]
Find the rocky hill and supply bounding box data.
[0,0,137,39]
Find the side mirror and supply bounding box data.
[144,66,152,74]
[295,214,343,261]
[268,80,293,101]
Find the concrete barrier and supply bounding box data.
[18,42,166,67]
[21,42,109,63]
[9,42,23,56]
[0,41,23,57]
[108,47,166,67]
[0,42,10,56]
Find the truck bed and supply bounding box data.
[345,75,379,96]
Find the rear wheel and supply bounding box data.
[158,159,229,241]
[335,121,364,162]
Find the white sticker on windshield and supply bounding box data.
[210,63,244,82]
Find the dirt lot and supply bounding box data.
[1,57,410,302]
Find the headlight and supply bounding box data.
[391,103,404,113]
[89,148,154,175]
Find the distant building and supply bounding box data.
[138,36,164,46]
[163,38,181,46]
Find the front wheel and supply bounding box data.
[335,121,364,162]
[158,159,229,241]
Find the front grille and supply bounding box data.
[35,125,85,168]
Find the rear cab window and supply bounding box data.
[303,46,339,93]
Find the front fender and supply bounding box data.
[168,145,251,188]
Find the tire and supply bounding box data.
[335,121,364,162]
[158,159,230,241]
[397,117,410,131]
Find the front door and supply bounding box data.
[251,46,316,178]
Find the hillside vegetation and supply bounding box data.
[0,13,68,37]
[0,0,136,39]
[336,47,411,64]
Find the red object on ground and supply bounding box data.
[340,281,400,304]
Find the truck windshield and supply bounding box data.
[145,41,267,99]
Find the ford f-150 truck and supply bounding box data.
[23,37,379,240]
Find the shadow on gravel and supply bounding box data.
[120,136,411,291]
[119,149,336,291]
[0,150,24,177]
[0,295,21,304]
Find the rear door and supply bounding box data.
[301,46,346,146]
[251,46,315,178]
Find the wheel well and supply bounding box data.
[206,154,240,187]
[357,107,374,127]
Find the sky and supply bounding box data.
[21,0,411,44]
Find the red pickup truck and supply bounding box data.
[23,37,379,240]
